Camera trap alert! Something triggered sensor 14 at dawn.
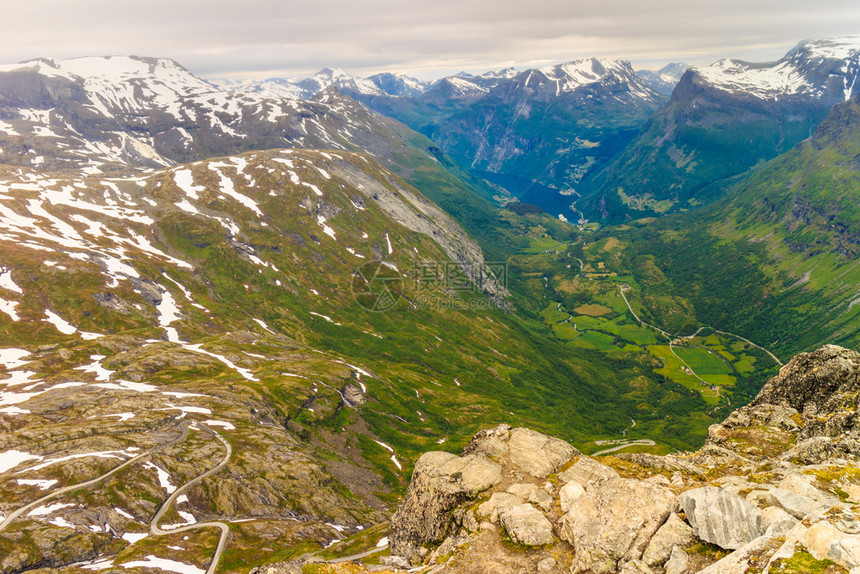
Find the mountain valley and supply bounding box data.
[0,34,859,574]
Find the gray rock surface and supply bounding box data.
[389,450,502,562]
[664,546,690,574]
[562,478,677,573]
[801,508,860,571]
[558,456,619,486]
[617,558,654,573]
[559,480,586,513]
[697,535,783,574]
[476,492,522,522]
[507,427,579,478]
[498,503,555,546]
[680,486,765,550]
[641,513,695,567]
[752,345,860,440]
[761,505,799,537]
[529,488,554,512]
[506,483,538,498]
[770,487,830,519]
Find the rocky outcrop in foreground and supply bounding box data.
[385,345,860,573]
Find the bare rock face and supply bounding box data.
[641,513,695,567]
[561,477,677,573]
[761,505,799,537]
[664,546,691,574]
[696,535,783,574]
[769,487,830,519]
[679,487,765,550]
[341,383,365,406]
[752,345,860,441]
[558,456,620,486]
[476,492,522,522]
[389,451,502,562]
[559,480,586,513]
[498,503,555,546]
[464,424,581,477]
[389,424,576,563]
[507,427,580,478]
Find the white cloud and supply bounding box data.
[1,0,859,80]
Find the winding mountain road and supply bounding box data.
[593,439,656,456]
[0,424,188,533]
[149,423,232,574]
[1,422,232,574]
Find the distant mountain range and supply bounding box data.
[358,58,673,220]
[578,36,860,221]
[211,61,687,101]
[216,67,430,100]
[212,38,860,225]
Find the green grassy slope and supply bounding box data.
[593,92,860,360]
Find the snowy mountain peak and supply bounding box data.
[539,58,630,81]
[367,72,429,97]
[789,36,860,61]
[530,58,651,96]
[0,55,211,92]
[693,36,860,101]
[479,67,519,80]
[295,68,384,98]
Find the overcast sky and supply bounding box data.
[2,1,859,80]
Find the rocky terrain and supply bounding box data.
[265,344,860,573]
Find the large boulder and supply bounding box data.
[561,477,677,573]
[802,508,860,571]
[464,424,580,478]
[389,451,502,562]
[498,503,555,546]
[679,486,765,550]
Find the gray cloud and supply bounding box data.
[2,0,859,80]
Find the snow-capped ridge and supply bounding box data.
[788,36,860,62]
[693,36,860,101]
[536,58,635,92]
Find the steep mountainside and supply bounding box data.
[0,55,524,264]
[368,58,667,220]
[580,36,860,222]
[0,57,436,180]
